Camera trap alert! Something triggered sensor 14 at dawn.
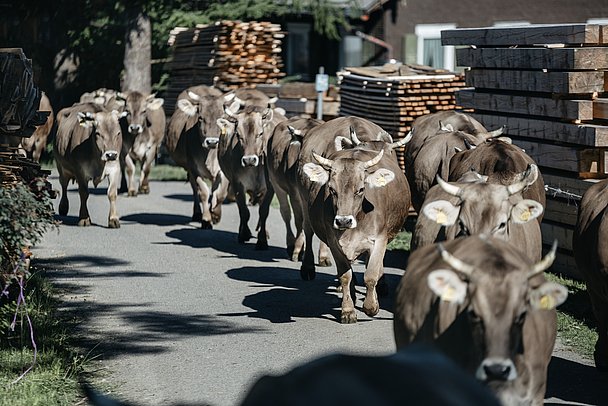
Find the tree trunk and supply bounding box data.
[122,6,151,94]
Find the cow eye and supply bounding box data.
[459,220,470,236]
[257,131,264,138]
[355,187,365,196]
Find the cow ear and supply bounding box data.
[77,112,96,128]
[511,199,543,224]
[262,108,273,126]
[177,99,198,117]
[422,200,459,226]
[428,269,467,304]
[334,136,352,151]
[529,282,568,310]
[216,118,232,136]
[303,162,329,185]
[287,141,301,169]
[365,168,395,188]
[147,97,164,110]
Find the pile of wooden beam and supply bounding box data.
[337,64,466,170]
[256,82,340,119]
[164,20,285,114]
[441,23,608,278]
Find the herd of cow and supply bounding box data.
[11,84,608,405]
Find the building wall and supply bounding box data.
[383,0,608,63]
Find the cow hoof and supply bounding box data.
[201,220,213,230]
[139,186,150,194]
[238,228,253,243]
[108,219,120,229]
[255,240,269,250]
[128,190,138,197]
[78,218,91,227]
[340,310,357,324]
[300,266,316,281]
[363,302,380,317]
[192,212,203,222]
[211,215,221,224]
[318,257,332,267]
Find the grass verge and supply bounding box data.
[149,164,187,181]
[0,268,90,405]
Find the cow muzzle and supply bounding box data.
[476,358,517,382]
[128,124,144,134]
[103,150,119,161]
[333,215,357,230]
[241,155,259,167]
[204,137,220,149]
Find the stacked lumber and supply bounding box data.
[442,23,608,278]
[164,20,285,114]
[255,82,340,119]
[337,64,466,170]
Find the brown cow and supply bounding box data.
[54,103,125,228]
[298,117,411,323]
[20,92,54,162]
[217,100,286,248]
[165,85,229,228]
[413,165,543,261]
[573,178,608,371]
[405,111,504,212]
[394,236,567,405]
[449,137,546,219]
[116,91,166,196]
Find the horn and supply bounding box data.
[439,121,454,132]
[437,243,475,276]
[390,131,412,149]
[463,138,476,150]
[287,125,302,137]
[224,100,240,118]
[486,125,506,139]
[187,90,201,101]
[234,96,245,106]
[377,130,394,143]
[312,151,334,168]
[363,149,384,169]
[529,240,558,278]
[507,164,538,195]
[224,93,236,102]
[349,126,362,145]
[334,136,352,151]
[436,175,463,197]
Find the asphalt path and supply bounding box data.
[34,173,607,405]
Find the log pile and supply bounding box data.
[165,20,285,114]
[337,64,466,170]
[442,23,608,278]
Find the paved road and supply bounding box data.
[34,174,606,405]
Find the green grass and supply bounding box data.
[0,269,90,405]
[149,164,188,181]
[546,273,598,359]
[387,230,412,251]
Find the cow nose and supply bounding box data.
[128,124,143,134]
[104,151,119,161]
[477,359,517,381]
[204,137,220,149]
[333,215,357,230]
[241,155,259,167]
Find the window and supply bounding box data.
[286,23,311,79]
[414,24,456,71]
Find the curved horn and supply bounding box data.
[507,164,538,195]
[224,93,236,102]
[312,151,334,168]
[287,125,302,137]
[187,90,201,101]
[234,96,245,107]
[377,130,394,143]
[437,243,475,276]
[463,138,476,150]
[487,125,507,138]
[334,136,353,151]
[363,149,384,169]
[529,240,558,278]
[349,126,362,146]
[224,100,240,119]
[436,175,463,197]
[390,131,412,149]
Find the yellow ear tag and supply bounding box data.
[376,175,386,187]
[441,286,457,302]
[539,295,555,310]
[436,210,447,225]
[520,209,531,222]
[221,127,226,136]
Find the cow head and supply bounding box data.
[334,126,412,153]
[217,102,274,167]
[177,92,224,149]
[303,149,394,229]
[120,91,164,135]
[78,110,125,161]
[428,241,567,383]
[422,165,543,239]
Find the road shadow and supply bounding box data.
[121,213,192,226]
[545,355,608,405]
[163,193,194,202]
[164,227,288,263]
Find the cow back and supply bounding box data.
[55,103,104,156]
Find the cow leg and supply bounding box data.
[125,154,137,197]
[335,256,357,324]
[590,289,608,371]
[235,185,252,243]
[210,171,229,224]
[106,163,121,229]
[195,175,213,229]
[290,193,306,262]
[188,173,203,222]
[318,241,333,267]
[76,177,91,227]
[138,148,155,194]
[255,183,274,250]
[274,186,296,257]
[300,217,316,280]
[362,238,387,317]
[58,168,70,216]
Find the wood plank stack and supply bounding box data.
[337,64,466,170]
[164,20,285,114]
[256,82,340,119]
[441,23,608,278]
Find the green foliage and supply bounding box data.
[387,230,411,251]
[0,182,56,273]
[149,164,188,181]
